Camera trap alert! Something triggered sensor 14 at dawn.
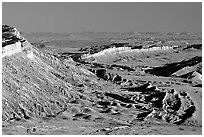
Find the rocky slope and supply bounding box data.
[2,25,100,121]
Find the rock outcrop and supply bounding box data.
[161,89,196,124]
[120,83,196,124]
[2,24,32,58]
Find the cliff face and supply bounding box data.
[2,24,32,57]
[82,46,173,59]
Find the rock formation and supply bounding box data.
[2,24,32,58]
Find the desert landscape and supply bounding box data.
[2,24,202,135]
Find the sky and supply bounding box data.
[2,2,202,33]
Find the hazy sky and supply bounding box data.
[2,2,202,33]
